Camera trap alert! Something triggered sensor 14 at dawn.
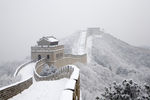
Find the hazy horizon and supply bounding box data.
[0,0,150,63]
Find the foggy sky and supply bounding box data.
[0,0,150,63]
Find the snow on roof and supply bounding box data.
[42,36,58,42]
[38,36,59,43]
[47,36,58,42]
[60,90,73,100]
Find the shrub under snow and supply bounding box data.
[0,61,23,88]
[40,64,57,76]
[100,80,150,100]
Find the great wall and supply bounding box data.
[0,28,102,100]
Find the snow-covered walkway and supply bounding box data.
[72,31,87,55]
[18,62,36,80]
[86,35,102,63]
[9,78,69,100]
[10,62,73,100]
[86,36,93,63]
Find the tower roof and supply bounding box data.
[40,36,59,43]
[37,36,59,46]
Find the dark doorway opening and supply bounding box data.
[38,55,41,60]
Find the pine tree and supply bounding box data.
[100,80,150,100]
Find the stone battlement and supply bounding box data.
[31,45,64,52]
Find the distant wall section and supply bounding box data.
[87,27,103,36]
[50,54,87,68]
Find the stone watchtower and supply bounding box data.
[31,36,64,66]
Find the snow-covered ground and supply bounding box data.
[18,62,36,80]
[72,31,87,55]
[9,78,69,100]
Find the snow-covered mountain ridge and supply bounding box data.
[62,30,150,100]
[1,28,150,100]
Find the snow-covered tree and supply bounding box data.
[100,80,150,100]
[40,64,57,76]
[0,60,26,88]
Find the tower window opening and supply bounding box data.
[47,55,50,59]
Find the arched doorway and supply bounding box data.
[38,55,41,60]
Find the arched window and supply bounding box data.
[38,55,41,60]
[47,55,50,59]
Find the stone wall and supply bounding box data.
[87,27,103,36]
[34,58,46,74]
[50,54,87,68]
[34,61,80,100]
[73,78,80,100]
[0,61,34,100]
[0,78,33,100]
[34,60,74,81]
[0,47,85,100]
[34,53,86,81]
[14,60,34,76]
[75,76,80,100]
[31,45,64,61]
[31,45,87,68]
[60,66,80,100]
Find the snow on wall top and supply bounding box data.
[70,65,80,80]
[65,79,76,90]
[60,65,80,100]
[47,36,59,42]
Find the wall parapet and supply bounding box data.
[0,60,35,100]
[60,65,80,100]
[64,54,86,58]
[34,59,74,81]
[34,59,80,100]
[0,77,33,100]
[52,54,87,68]
[14,60,35,77]
[31,45,64,52]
